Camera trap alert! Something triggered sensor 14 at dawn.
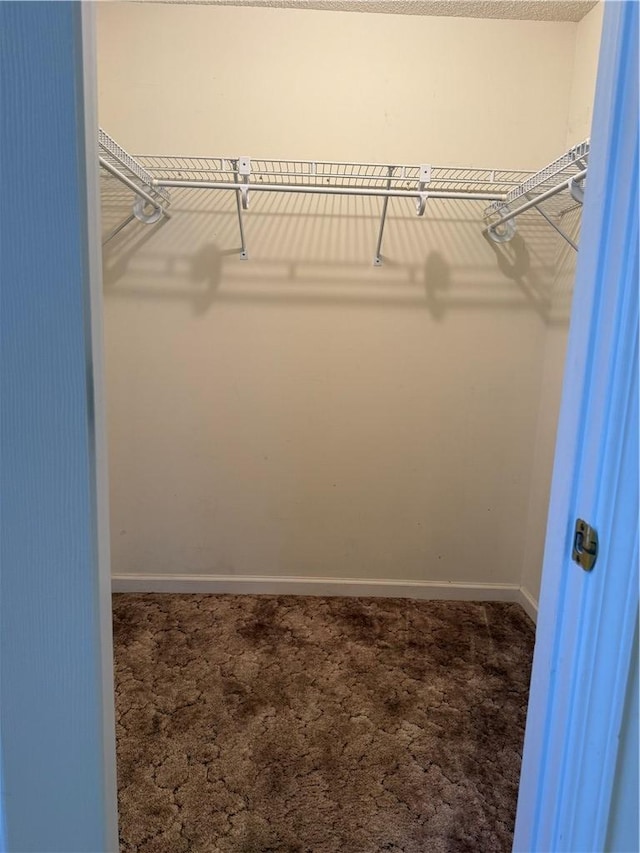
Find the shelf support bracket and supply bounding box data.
[238,156,251,211]
[486,205,517,244]
[102,213,136,246]
[569,176,585,205]
[534,204,578,252]
[232,159,249,260]
[374,166,394,266]
[416,164,431,216]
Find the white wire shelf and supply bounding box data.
[485,140,589,216]
[98,129,172,239]
[99,129,170,205]
[483,140,589,250]
[136,154,530,198]
[98,126,588,258]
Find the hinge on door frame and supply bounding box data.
[572,518,598,571]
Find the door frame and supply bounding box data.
[81,6,120,848]
[0,2,117,851]
[513,1,639,849]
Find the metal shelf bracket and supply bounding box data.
[238,156,251,211]
[374,165,394,266]
[569,176,585,205]
[416,164,432,216]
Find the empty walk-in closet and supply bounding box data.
[96,2,603,850]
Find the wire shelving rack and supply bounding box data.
[98,129,172,244]
[483,140,590,251]
[98,128,589,260]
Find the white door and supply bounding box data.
[514,2,639,850]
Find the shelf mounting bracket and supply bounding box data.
[373,166,394,266]
[486,205,517,244]
[569,176,585,205]
[232,159,249,260]
[534,204,578,251]
[416,164,431,216]
[238,156,251,211]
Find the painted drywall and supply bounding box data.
[567,0,605,145]
[97,4,575,166]
[519,226,579,606]
[520,3,602,606]
[98,4,579,589]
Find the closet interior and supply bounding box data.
[98,2,603,850]
[99,2,602,611]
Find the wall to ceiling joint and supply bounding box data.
[138,0,598,24]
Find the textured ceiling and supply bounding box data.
[142,0,599,23]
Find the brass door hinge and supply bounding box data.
[572,518,598,571]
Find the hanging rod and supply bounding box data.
[153,178,505,202]
[150,170,507,264]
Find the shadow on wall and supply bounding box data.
[101,180,579,325]
[189,242,233,315]
[485,233,547,315]
[423,251,450,321]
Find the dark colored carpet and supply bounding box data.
[113,595,535,853]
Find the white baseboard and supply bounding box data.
[112,573,524,604]
[517,585,539,624]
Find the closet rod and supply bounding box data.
[153,178,504,204]
[483,168,587,243]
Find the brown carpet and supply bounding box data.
[113,594,535,853]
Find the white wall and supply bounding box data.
[520,2,603,606]
[97,4,596,595]
[98,4,575,166]
[519,220,581,607]
[567,1,605,146]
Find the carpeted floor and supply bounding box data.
[113,595,535,853]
